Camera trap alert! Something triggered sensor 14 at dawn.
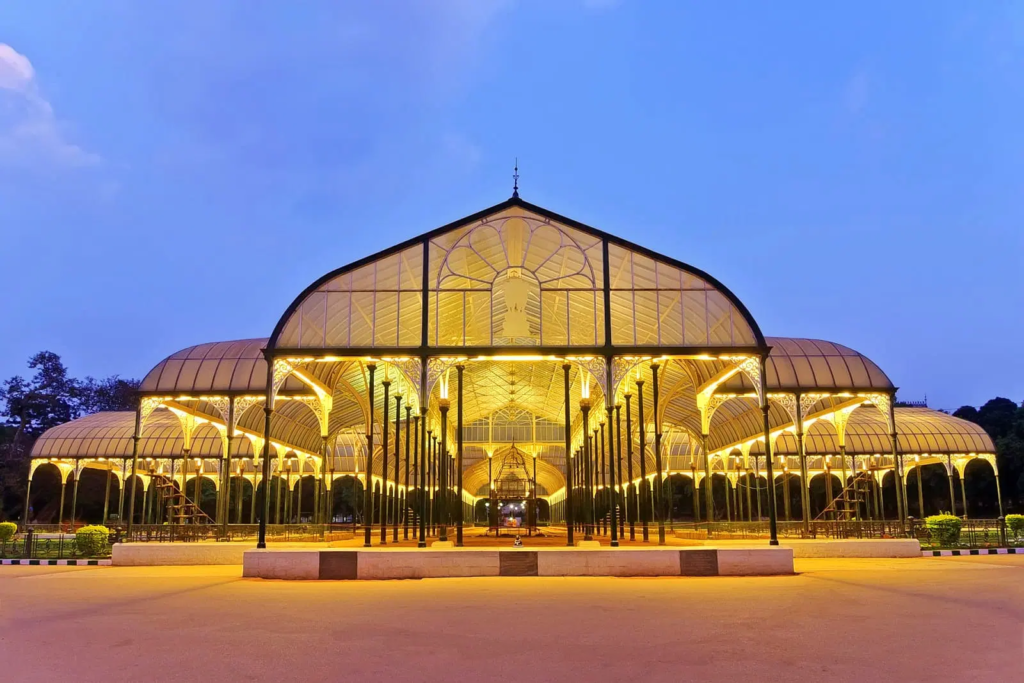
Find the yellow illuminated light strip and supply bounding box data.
[710,398,873,459]
[161,400,321,462]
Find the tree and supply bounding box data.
[954,398,1024,513]
[0,351,140,521]
[1,352,82,444]
[0,352,82,521]
[79,376,141,414]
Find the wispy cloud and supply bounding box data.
[0,43,100,170]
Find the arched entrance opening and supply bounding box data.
[666,473,694,522]
[331,476,363,523]
[489,442,537,534]
[962,458,999,519]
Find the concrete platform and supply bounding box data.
[677,537,922,558]
[113,542,255,566]
[242,546,794,580]
[780,539,921,558]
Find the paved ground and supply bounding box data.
[1,556,1022,682]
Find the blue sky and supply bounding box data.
[1,0,1021,410]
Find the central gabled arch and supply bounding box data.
[268,197,767,354]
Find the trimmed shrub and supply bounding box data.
[0,522,16,543]
[925,514,962,547]
[75,525,110,557]
[1006,514,1024,539]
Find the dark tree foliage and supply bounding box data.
[79,376,141,414]
[954,398,1024,514]
[0,351,140,521]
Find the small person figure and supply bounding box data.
[513,535,523,548]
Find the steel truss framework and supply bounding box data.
[27,197,1001,546]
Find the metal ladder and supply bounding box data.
[814,471,873,522]
[152,475,214,526]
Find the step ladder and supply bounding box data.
[152,475,214,526]
[814,471,873,522]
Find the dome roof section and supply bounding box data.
[139,338,306,395]
[719,337,894,393]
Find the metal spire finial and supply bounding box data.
[512,158,519,199]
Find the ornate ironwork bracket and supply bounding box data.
[571,356,608,400]
[205,397,231,427]
[426,357,464,398]
[735,356,763,405]
[697,393,732,435]
[139,396,164,430]
[166,406,198,452]
[290,395,331,437]
[610,355,650,401]
[232,396,263,431]
[858,392,893,432]
[384,357,423,411]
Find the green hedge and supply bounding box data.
[1006,514,1024,539]
[75,525,110,557]
[925,514,962,547]
[0,522,16,543]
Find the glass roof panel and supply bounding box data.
[274,202,760,351]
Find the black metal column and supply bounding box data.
[607,404,619,547]
[615,404,624,538]
[257,359,274,549]
[438,402,448,542]
[581,400,592,540]
[126,405,142,537]
[651,362,666,545]
[760,362,779,545]
[562,363,574,546]
[456,364,465,546]
[404,404,412,540]
[380,378,390,544]
[599,422,607,535]
[625,390,635,540]
[393,393,402,543]
[636,376,648,542]
[417,412,427,547]
[363,363,376,547]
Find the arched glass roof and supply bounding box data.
[31,411,230,460]
[739,407,994,457]
[271,198,765,351]
[30,409,318,462]
[719,337,893,393]
[141,339,304,395]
